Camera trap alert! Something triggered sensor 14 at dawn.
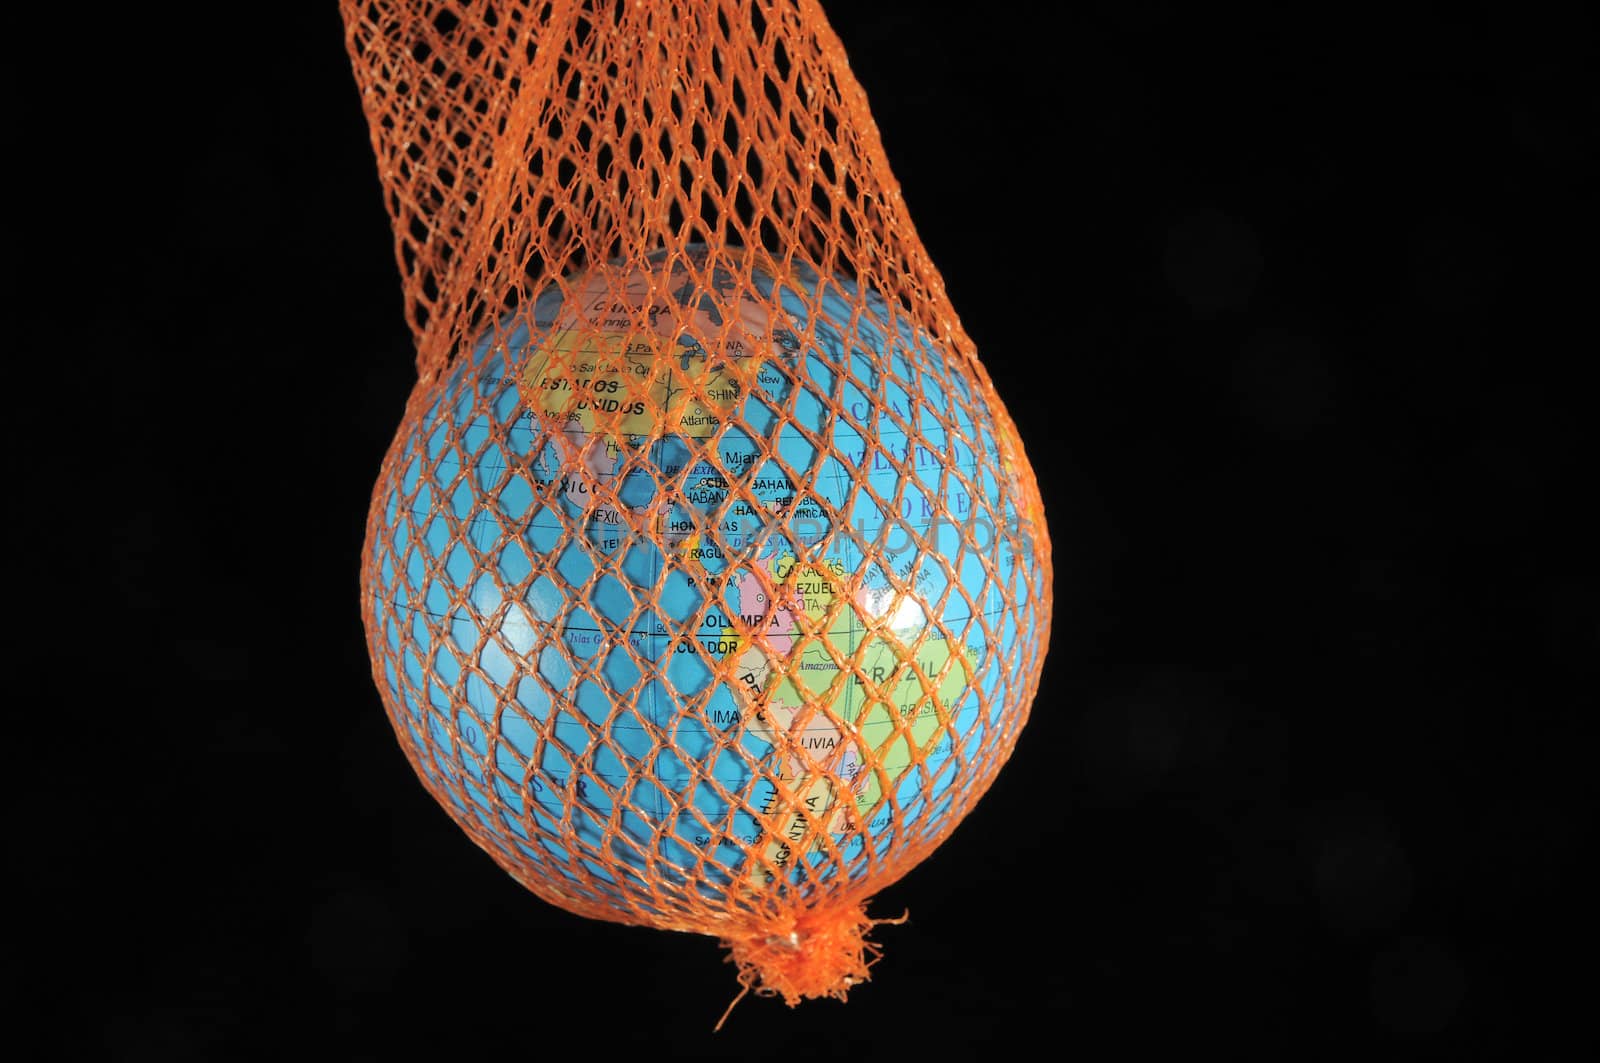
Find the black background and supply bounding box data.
[33,1,1594,1057]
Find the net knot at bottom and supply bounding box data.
[716,901,908,1026]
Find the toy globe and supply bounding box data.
[360,245,1050,1002]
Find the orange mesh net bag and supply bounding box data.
[344,0,1052,1010]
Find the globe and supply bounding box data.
[361,246,1049,933]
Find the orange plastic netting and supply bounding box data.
[345,0,1051,1008]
